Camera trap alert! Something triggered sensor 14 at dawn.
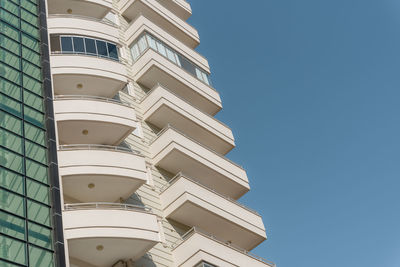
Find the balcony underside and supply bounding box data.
[48,0,112,19]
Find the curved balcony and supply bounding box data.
[172,228,275,267]
[119,0,199,48]
[48,0,112,19]
[150,126,249,199]
[156,0,192,21]
[161,173,266,251]
[54,96,137,145]
[63,203,160,267]
[142,84,234,154]
[48,15,120,44]
[133,49,221,115]
[58,145,147,202]
[126,15,209,72]
[51,54,128,98]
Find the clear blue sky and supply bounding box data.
[188,1,400,266]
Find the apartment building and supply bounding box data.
[0,0,274,266]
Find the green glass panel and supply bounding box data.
[0,128,23,154]
[0,78,21,100]
[20,0,36,14]
[24,90,43,111]
[0,48,20,69]
[0,210,25,240]
[0,111,22,135]
[0,63,21,85]
[0,35,20,55]
[0,259,20,267]
[0,188,24,216]
[24,122,45,146]
[0,21,19,41]
[23,74,42,95]
[21,33,39,53]
[24,105,43,127]
[0,235,26,265]
[0,147,24,174]
[22,60,41,80]
[29,245,53,267]
[27,179,49,204]
[9,0,18,4]
[25,159,47,183]
[0,9,19,28]
[28,222,52,249]
[0,94,21,117]
[20,9,37,27]
[0,167,24,194]
[22,46,40,67]
[0,0,19,16]
[25,140,47,165]
[27,200,50,226]
[21,20,38,39]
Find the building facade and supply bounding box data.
[0,0,274,266]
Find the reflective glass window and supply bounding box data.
[0,128,23,154]
[60,36,73,52]
[24,90,43,111]
[0,168,24,194]
[0,210,25,240]
[0,63,21,85]
[21,33,39,53]
[24,122,45,146]
[22,46,40,67]
[0,21,19,42]
[0,188,25,216]
[25,140,47,165]
[0,111,22,135]
[28,222,52,249]
[0,35,20,55]
[23,74,42,95]
[107,42,118,60]
[0,94,22,117]
[27,178,49,204]
[24,105,44,127]
[21,0,36,13]
[73,37,84,53]
[26,159,48,183]
[0,235,26,265]
[22,60,41,80]
[0,48,20,69]
[0,148,24,174]
[0,9,19,28]
[27,200,50,226]
[85,38,96,54]
[0,78,20,100]
[29,245,53,267]
[21,20,39,38]
[21,9,38,27]
[96,40,108,57]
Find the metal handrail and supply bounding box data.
[141,83,227,129]
[64,202,152,212]
[172,227,276,267]
[48,14,118,27]
[151,124,245,170]
[54,95,133,108]
[160,172,259,216]
[58,144,142,156]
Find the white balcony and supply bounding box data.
[172,228,275,267]
[54,96,137,145]
[63,203,160,267]
[126,15,209,72]
[119,0,199,48]
[58,145,147,202]
[133,49,221,115]
[48,0,112,19]
[142,84,234,154]
[150,126,249,199]
[155,0,191,21]
[48,15,120,44]
[160,174,266,251]
[51,54,128,98]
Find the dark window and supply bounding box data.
[96,40,107,57]
[60,36,73,52]
[107,43,118,60]
[50,35,61,52]
[85,38,96,54]
[72,37,84,53]
[178,55,196,76]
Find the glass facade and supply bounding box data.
[195,261,218,267]
[49,34,119,61]
[0,0,59,265]
[130,32,212,86]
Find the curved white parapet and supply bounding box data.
[54,97,137,145]
[150,126,249,199]
[156,0,192,21]
[133,49,221,115]
[63,205,160,267]
[48,15,120,44]
[172,228,275,267]
[58,146,147,202]
[142,84,234,154]
[48,0,113,19]
[161,174,266,251]
[51,54,128,97]
[119,0,199,48]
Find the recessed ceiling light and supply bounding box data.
[76,83,83,89]
[82,129,88,135]
[88,183,95,189]
[67,9,72,14]
[96,245,104,251]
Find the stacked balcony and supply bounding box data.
[47,4,161,266]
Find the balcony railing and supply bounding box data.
[160,172,259,216]
[64,202,152,212]
[58,144,142,156]
[172,227,276,267]
[54,95,134,108]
